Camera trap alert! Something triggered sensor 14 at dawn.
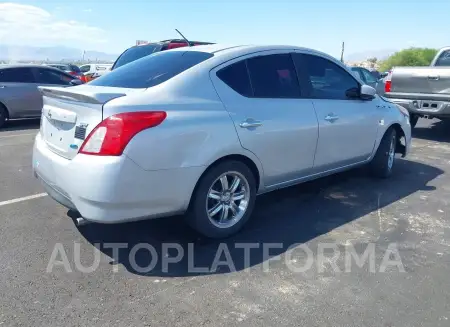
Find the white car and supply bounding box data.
[79,64,112,81]
[32,44,411,238]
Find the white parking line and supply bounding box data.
[0,193,47,207]
[0,133,37,139]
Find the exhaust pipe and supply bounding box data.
[76,217,92,226]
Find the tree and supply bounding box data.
[378,47,438,72]
[367,57,378,68]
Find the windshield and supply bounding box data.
[435,50,450,66]
[90,50,214,88]
[112,44,160,70]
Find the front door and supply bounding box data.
[210,51,319,187]
[293,52,380,172]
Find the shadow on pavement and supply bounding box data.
[413,119,450,143]
[0,118,40,132]
[78,159,442,277]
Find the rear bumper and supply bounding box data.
[32,133,204,223]
[388,97,450,116]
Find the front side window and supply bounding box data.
[247,54,301,98]
[294,54,359,100]
[216,60,252,97]
[35,68,72,85]
[0,67,35,83]
[90,51,214,89]
[434,50,450,66]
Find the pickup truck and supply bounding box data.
[382,46,450,127]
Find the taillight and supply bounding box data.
[384,80,391,93]
[384,71,392,93]
[69,71,77,76]
[79,111,167,156]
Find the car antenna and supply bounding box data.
[175,29,191,47]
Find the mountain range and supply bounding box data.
[0,45,119,62]
[344,49,397,62]
[0,45,398,63]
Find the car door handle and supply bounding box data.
[0,85,5,88]
[428,75,440,81]
[239,120,263,128]
[324,114,339,123]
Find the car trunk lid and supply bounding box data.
[39,85,141,160]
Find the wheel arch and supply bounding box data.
[389,123,406,157]
[375,123,406,158]
[187,153,263,210]
[0,101,10,119]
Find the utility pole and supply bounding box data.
[340,42,345,63]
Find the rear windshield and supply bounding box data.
[112,44,160,70]
[90,51,214,89]
[70,65,81,73]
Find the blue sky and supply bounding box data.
[1,0,449,58]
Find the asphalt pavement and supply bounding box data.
[0,118,449,327]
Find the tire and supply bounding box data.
[409,114,419,128]
[0,104,7,128]
[186,160,257,239]
[370,128,397,179]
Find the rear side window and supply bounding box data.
[247,54,301,98]
[217,61,252,97]
[90,51,214,89]
[0,67,35,83]
[435,50,450,66]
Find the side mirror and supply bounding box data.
[70,79,83,86]
[360,84,376,100]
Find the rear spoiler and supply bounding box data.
[38,86,126,105]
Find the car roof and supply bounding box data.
[0,64,53,69]
[0,64,73,74]
[169,44,341,63]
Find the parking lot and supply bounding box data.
[0,118,449,326]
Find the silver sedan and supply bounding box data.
[33,44,411,238]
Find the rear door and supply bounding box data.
[210,51,319,187]
[0,67,41,118]
[293,52,379,172]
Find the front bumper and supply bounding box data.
[32,133,203,223]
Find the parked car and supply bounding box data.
[111,39,214,70]
[350,66,380,88]
[45,64,84,80]
[369,69,382,80]
[382,46,450,127]
[79,64,112,82]
[0,65,83,127]
[32,44,411,238]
